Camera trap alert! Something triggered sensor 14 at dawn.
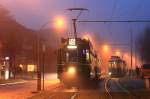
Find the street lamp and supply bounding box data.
[36,17,65,91]
[55,17,65,28]
[115,50,121,56]
[5,57,9,80]
[103,45,109,52]
[5,57,10,60]
[54,16,66,33]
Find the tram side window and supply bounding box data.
[81,49,89,63]
[86,49,90,62]
[80,49,90,63]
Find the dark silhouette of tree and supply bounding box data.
[137,27,150,63]
[0,5,36,78]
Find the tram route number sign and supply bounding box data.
[68,38,76,46]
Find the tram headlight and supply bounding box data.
[108,72,112,76]
[67,45,77,49]
[68,67,76,74]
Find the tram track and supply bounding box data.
[105,78,113,99]
[70,87,80,99]
[116,79,140,99]
[43,84,65,99]
[105,78,140,99]
[44,86,80,99]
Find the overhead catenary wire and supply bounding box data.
[110,0,119,19]
[108,0,119,41]
[78,20,150,23]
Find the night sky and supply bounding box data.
[1,0,150,51]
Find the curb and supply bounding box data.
[0,81,27,86]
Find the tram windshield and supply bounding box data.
[66,50,77,62]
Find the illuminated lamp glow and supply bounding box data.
[103,45,109,51]
[5,70,9,80]
[90,72,94,76]
[27,64,35,72]
[19,64,23,68]
[5,57,9,60]
[57,19,64,27]
[54,16,66,29]
[115,51,121,56]
[108,72,112,76]
[68,67,76,74]
[83,36,89,41]
[67,45,77,49]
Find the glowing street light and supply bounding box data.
[115,50,121,56]
[36,17,66,91]
[83,34,91,41]
[83,36,89,41]
[5,57,9,80]
[54,16,66,30]
[68,67,76,75]
[5,57,9,60]
[56,19,64,27]
[103,45,109,52]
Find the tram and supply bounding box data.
[57,38,101,85]
[108,56,127,77]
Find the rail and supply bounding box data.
[44,84,64,99]
[115,79,140,99]
[105,78,113,99]
[70,88,80,99]
[105,78,140,99]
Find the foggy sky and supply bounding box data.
[1,0,150,48]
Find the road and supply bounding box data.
[0,79,60,99]
[29,77,150,99]
[0,77,149,99]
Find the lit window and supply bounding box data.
[83,49,86,54]
[27,65,35,72]
[86,49,90,61]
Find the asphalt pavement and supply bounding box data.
[28,77,150,99]
[0,77,150,99]
[0,79,60,99]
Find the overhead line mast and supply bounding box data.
[67,8,89,38]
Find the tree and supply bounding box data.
[137,27,150,63]
[0,5,36,78]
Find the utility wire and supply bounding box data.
[110,0,119,19]
[108,0,119,37]
[79,20,150,23]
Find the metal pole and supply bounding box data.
[72,19,77,38]
[37,32,41,91]
[36,22,49,91]
[134,41,137,67]
[130,30,133,77]
[42,44,46,90]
